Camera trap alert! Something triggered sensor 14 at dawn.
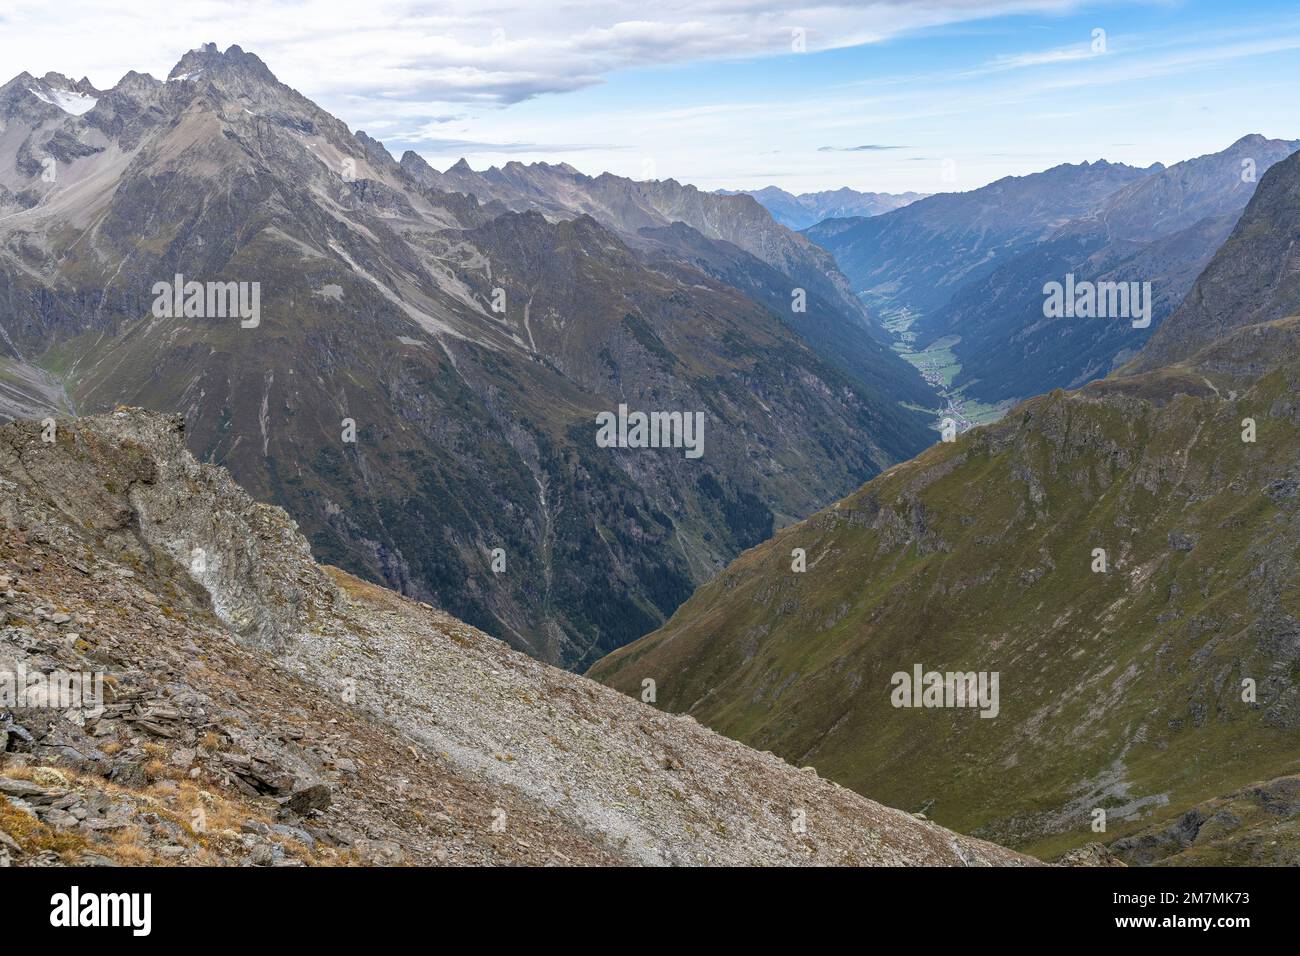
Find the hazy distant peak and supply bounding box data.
[720,184,929,229]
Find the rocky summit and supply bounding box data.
[0,406,1032,866]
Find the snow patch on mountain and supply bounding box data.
[28,87,98,115]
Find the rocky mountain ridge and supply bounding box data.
[0,44,932,669]
[1129,145,1300,373]
[394,152,901,344]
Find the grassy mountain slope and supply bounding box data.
[592,323,1300,857]
[591,151,1300,860]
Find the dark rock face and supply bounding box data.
[1111,775,1300,866]
[1129,148,1300,373]
[286,783,333,815]
[1111,809,1210,865]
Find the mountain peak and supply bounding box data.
[354,130,395,166]
[111,70,162,96]
[39,72,103,97]
[166,42,277,85]
[1,70,102,117]
[0,71,37,91]
[448,157,473,174]
[398,149,430,171]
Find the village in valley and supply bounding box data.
[881,309,1011,439]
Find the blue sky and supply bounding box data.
[2,0,1297,193]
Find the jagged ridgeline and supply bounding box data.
[590,150,1300,865]
[0,45,934,669]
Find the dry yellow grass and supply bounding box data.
[0,763,346,867]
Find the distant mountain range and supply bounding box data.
[1127,135,1300,374]
[805,158,1161,319]
[715,186,928,230]
[926,134,1300,403]
[591,147,1300,864]
[395,153,929,388]
[396,155,872,330]
[805,136,1300,404]
[0,44,934,670]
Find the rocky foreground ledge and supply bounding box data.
[0,408,1035,866]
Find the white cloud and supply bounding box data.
[0,0,1091,108]
[974,42,1101,73]
[1,1,1293,194]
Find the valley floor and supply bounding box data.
[881,308,1016,434]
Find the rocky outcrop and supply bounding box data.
[1110,775,1300,866]
[0,410,338,651]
